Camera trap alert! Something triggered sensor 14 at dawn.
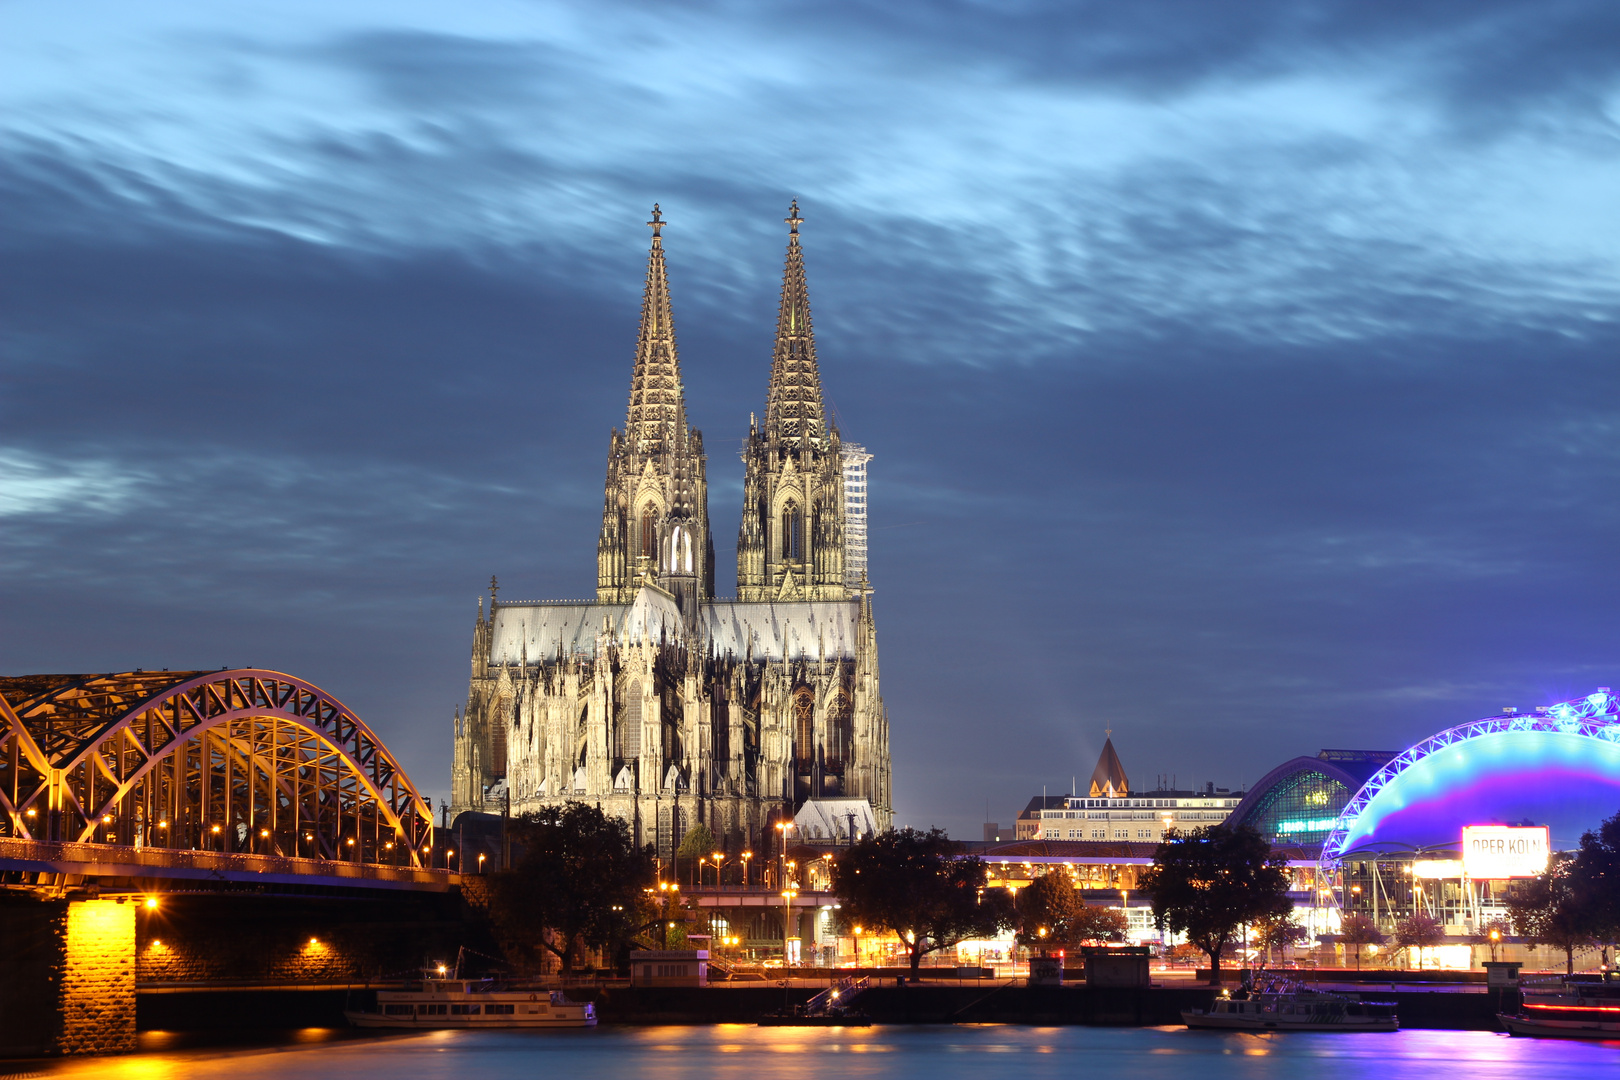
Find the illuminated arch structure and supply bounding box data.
[1226,750,1396,846]
[1322,688,1620,863]
[0,670,435,870]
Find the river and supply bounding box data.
[16,1024,1618,1078]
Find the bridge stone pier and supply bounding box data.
[1,670,459,1056]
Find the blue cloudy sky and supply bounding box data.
[4,1,1618,833]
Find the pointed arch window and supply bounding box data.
[782,503,802,561]
[640,506,657,559]
[793,686,815,766]
[620,681,642,760]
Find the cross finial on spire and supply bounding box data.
[785,200,802,236]
[1105,727,1112,739]
[648,203,665,242]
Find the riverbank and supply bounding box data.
[135,982,1519,1032]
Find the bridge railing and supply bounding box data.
[0,836,457,891]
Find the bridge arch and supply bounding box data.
[1321,689,1620,862]
[0,669,434,867]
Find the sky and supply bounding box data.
[3,1,1619,837]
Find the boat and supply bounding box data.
[345,976,597,1029]
[759,975,872,1027]
[1499,972,1620,1039]
[1182,972,1397,1032]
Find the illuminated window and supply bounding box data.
[641,506,657,558]
[793,687,815,765]
[620,681,642,759]
[782,503,802,560]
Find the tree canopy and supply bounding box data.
[1569,807,1620,958]
[485,801,655,973]
[1014,872,1126,950]
[1508,853,1594,975]
[1338,913,1385,970]
[831,827,1014,977]
[675,822,717,886]
[1137,823,1292,984]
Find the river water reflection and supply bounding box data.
[23,1024,1620,1078]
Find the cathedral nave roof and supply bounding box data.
[487,587,862,663]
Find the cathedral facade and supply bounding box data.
[450,204,892,854]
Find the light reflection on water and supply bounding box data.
[29,1025,1619,1078]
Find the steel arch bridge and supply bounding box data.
[1321,687,1620,863]
[0,669,436,874]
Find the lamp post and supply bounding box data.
[712,851,725,888]
[697,857,705,890]
[853,925,862,973]
[741,850,753,888]
[782,884,799,1003]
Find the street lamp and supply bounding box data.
[478,852,487,873]
[712,851,725,888]
[741,850,753,887]
[853,925,862,971]
[782,884,800,995]
[697,857,706,890]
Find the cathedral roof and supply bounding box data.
[764,201,827,441]
[487,587,863,662]
[1089,736,1129,798]
[626,204,689,446]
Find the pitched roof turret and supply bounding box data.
[1089,734,1130,798]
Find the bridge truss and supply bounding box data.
[0,670,435,868]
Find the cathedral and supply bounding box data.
[450,203,892,855]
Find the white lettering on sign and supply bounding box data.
[1461,825,1549,879]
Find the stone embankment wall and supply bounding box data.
[0,893,136,1057]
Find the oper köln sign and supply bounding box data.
[1461,824,1550,879]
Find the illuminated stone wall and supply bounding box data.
[61,897,137,1054]
[135,891,483,984]
[0,894,137,1056]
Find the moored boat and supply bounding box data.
[1183,973,1397,1032]
[1499,972,1620,1039]
[344,976,597,1029]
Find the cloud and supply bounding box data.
[3,1,1619,834]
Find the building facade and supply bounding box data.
[451,204,892,854]
[1014,738,1243,840]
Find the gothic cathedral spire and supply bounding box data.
[764,200,826,441]
[626,204,687,446]
[737,201,849,602]
[598,205,714,610]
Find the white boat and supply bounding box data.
[1499,973,1620,1039]
[345,977,597,1029]
[1183,975,1397,1032]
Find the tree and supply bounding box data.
[1393,913,1446,969]
[1568,807,1620,965]
[1138,824,1292,984]
[1338,913,1385,970]
[1508,854,1593,975]
[486,802,656,973]
[676,822,717,888]
[1071,906,1129,945]
[1015,872,1080,952]
[832,828,1015,979]
[1477,918,1513,963]
[1254,914,1308,966]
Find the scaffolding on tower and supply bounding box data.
[841,443,872,588]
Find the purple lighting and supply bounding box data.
[1323,690,1620,860]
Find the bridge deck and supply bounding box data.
[0,837,457,892]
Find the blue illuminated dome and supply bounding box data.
[1323,690,1620,859]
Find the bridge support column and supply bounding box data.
[0,893,136,1057]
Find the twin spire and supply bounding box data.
[626,201,828,443]
[625,204,687,446]
[765,200,826,441]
